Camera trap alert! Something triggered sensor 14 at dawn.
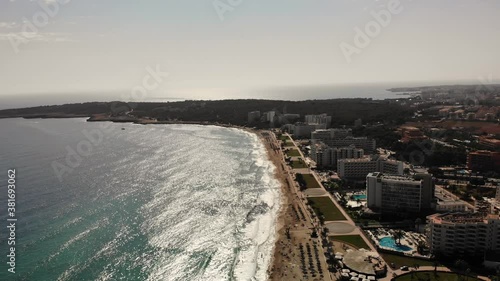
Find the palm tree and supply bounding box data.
[393,230,404,245]
[417,240,427,255]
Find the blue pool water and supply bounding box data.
[379,237,413,252]
[352,194,367,200]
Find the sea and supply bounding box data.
[0,118,282,281]
[0,82,420,110]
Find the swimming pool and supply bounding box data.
[352,194,367,200]
[379,237,413,252]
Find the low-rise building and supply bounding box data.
[479,137,500,150]
[366,172,434,214]
[467,150,500,173]
[400,126,427,143]
[426,212,500,258]
[466,112,476,120]
[485,113,495,121]
[434,188,470,212]
[435,201,469,212]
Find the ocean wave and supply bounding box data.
[139,126,281,281]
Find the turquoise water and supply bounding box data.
[352,194,367,200]
[379,237,413,252]
[0,118,281,281]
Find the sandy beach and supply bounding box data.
[258,130,334,281]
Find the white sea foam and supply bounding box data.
[232,136,282,281]
[141,126,282,281]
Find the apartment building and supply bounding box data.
[366,172,434,214]
[247,111,261,123]
[305,114,332,127]
[311,128,352,140]
[338,157,404,179]
[326,137,376,154]
[310,142,364,169]
[311,128,375,153]
[292,123,325,138]
[263,111,276,123]
[427,212,500,258]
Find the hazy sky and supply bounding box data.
[1,0,499,100]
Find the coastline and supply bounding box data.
[1,116,310,280]
[256,130,332,281]
[255,130,289,281]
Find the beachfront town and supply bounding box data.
[253,95,500,281]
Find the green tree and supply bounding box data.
[393,230,404,245]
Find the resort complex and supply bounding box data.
[2,1,499,279]
[255,103,500,281]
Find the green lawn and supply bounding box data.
[284,140,295,147]
[299,174,321,189]
[307,197,347,221]
[279,135,290,142]
[394,271,480,281]
[381,252,436,269]
[331,235,369,249]
[290,159,308,169]
[286,149,301,157]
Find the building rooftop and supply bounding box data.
[429,212,500,224]
[368,173,419,182]
[340,158,373,163]
[342,250,384,276]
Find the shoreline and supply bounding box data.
[0,115,253,131]
[256,131,289,281]
[256,130,333,281]
[3,116,314,280]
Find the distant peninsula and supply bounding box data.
[0,99,413,127]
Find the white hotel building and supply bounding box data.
[311,128,376,154]
[311,143,364,169]
[366,172,434,214]
[338,158,404,179]
[426,212,500,258]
